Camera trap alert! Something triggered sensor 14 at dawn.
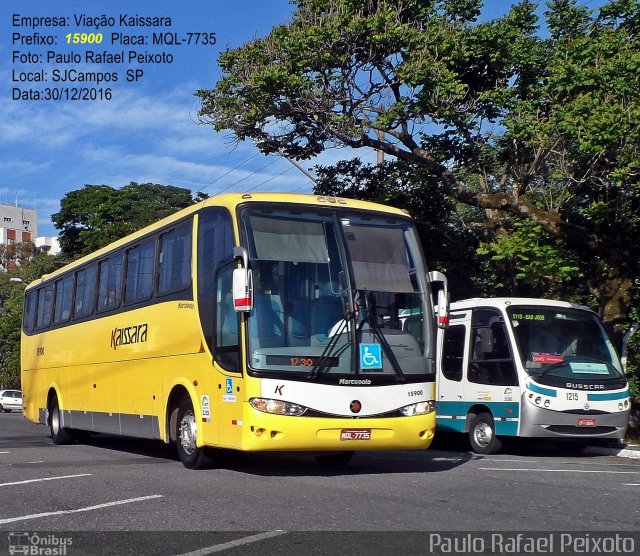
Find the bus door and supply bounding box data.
[436,311,470,433]
[464,308,520,436]
[212,262,243,448]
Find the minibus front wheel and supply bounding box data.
[468,412,502,455]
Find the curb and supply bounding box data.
[584,445,640,460]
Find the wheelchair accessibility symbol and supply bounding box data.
[360,343,383,370]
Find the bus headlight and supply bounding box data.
[250,398,307,416]
[400,401,435,416]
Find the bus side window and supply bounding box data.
[97,254,124,312]
[53,275,73,324]
[36,285,54,329]
[215,263,239,371]
[442,325,465,381]
[197,209,235,355]
[125,239,155,305]
[469,310,518,386]
[158,223,192,296]
[24,290,37,332]
[74,265,97,319]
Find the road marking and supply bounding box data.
[622,483,640,486]
[174,531,288,556]
[480,467,640,475]
[0,494,163,525]
[0,474,92,487]
[0,451,8,454]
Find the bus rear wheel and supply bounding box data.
[176,396,213,470]
[49,395,74,445]
[468,412,502,455]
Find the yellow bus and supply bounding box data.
[21,193,448,468]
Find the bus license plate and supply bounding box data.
[340,429,371,441]
[578,418,597,427]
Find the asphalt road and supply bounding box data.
[1,412,639,555]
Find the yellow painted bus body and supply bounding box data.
[21,193,437,462]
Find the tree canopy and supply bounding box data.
[197,0,640,333]
[52,182,207,256]
[0,253,58,389]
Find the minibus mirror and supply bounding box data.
[478,328,494,354]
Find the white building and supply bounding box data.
[0,203,38,245]
[0,203,62,269]
[34,236,61,256]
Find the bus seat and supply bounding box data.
[310,296,342,342]
[250,294,285,348]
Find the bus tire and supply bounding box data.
[468,412,502,454]
[49,396,74,445]
[176,396,213,470]
[314,451,355,466]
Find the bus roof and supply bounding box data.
[25,192,410,290]
[450,297,594,314]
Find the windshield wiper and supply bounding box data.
[363,293,406,383]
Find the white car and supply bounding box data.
[0,389,22,413]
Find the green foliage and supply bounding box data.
[0,254,59,389]
[476,220,584,296]
[198,0,640,336]
[314,158,490,299]
[52,182,207,257]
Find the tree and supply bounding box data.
[52,182,207,257]
[197,0,640,334]
[0,254,58,389]
[0,241,35,272]
[314,158,486,299]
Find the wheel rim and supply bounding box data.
[51,404,60,435]
[179,409,197,456]
[473,421,493,448]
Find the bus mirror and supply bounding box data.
[232,268,253,312]
[437,288,449,329]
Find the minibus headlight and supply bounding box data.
[250,398,307,416]
[400,401,435,416]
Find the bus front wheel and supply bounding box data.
[49,396,74,445]
[176,396,213,470]
[468,412,502,455]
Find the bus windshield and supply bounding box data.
[240,206,432,381]
[507,306,624,384]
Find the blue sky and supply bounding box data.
[1,0,606,237]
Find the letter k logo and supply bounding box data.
[275,385,284,396]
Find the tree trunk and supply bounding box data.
[592,269,634,351]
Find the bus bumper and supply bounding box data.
[238,410,436,452]
[519,403,629,439]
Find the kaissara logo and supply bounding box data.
[110,323,148,350]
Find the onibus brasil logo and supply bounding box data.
[7,532,73,555]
